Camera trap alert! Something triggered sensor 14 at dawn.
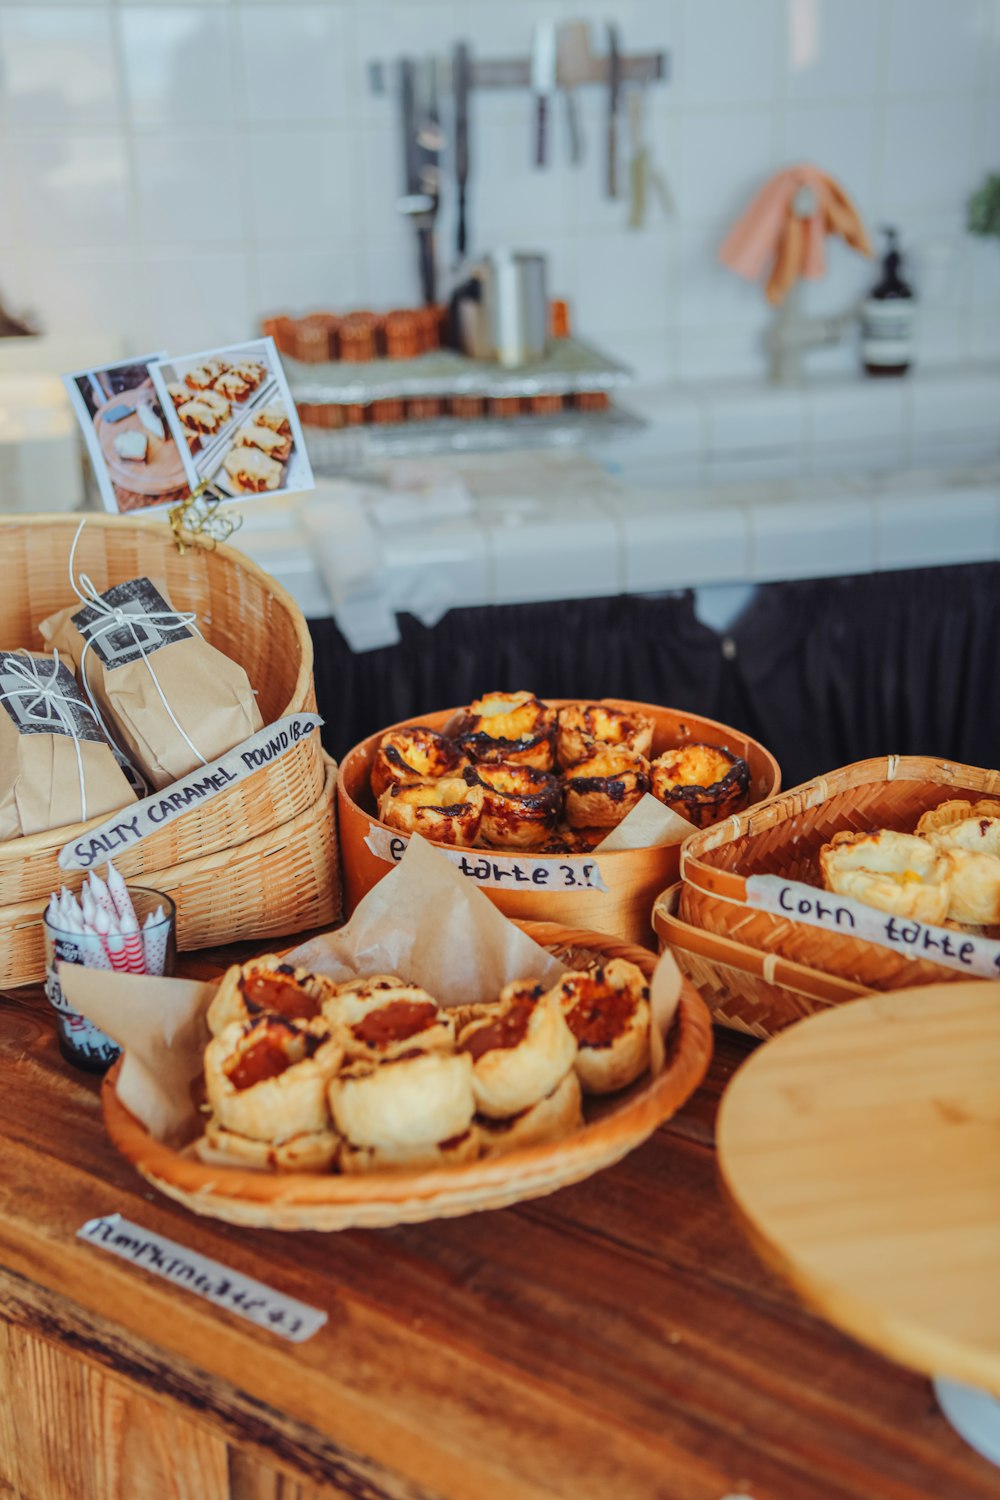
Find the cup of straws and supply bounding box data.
[42,858,176,1072]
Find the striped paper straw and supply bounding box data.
[86,869,118,925]
[104,860,137,927]
[142,907,169,978]
[119,914,146,975]
[94,909,129,973]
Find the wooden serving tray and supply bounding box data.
[94,382,187,497]
[101,921,713,1231]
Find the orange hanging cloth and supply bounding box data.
[719,164,872,306]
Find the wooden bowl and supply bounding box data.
[100,921,714,1232]
[338,700,781,950]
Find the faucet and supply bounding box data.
[765,185,863,385]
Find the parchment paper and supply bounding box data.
[594,793,694,852]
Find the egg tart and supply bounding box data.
[378,778,484,846]
[556,702,655,769]
[650,743,750,829]
[371,725,469,800]
[455,691,556,772]
[337,1129,481,1175]
[819,829,953,925]
[554,960,651,1094]
[205,1016,343,1143]
[457,988,577,1119]
[195,1118,338,1173]
[463,762,563,849]
[917,800,1000,857]
[328,1050,476,1150]
[563,747,651,830]
[207,955,336,1036]
[332,985,456,1062]
[477,1070,583,1156]
[539,825,607,854]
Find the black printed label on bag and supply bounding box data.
[0,652,104,741]
[72,578,192,667]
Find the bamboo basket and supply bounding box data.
[338,701,780,950]
[101,921,714,1231]
[3,756,340,988]
[670,756,1000,1036]
[0,514,325,907]
[653,883,871,1039]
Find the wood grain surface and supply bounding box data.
[0,960,998,1500]
[94,381,187,498]
[717,981,1000,1398]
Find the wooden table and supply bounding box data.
[1,968,999,1500]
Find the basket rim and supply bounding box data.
[339,697,782,864]
[679,755,1000,899]
[0,513,317,862]
[653,881,871,1007]
[100,918,714,1216]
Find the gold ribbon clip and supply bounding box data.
[168,481,243,554]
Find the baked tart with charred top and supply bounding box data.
[328,1050,476,1151]
[378,777,484,846]
[554,959,651,1094]
[556,702,655,769]
[454,691,556,772]
[371,724,469,800]
[539,825,607,854]
[207,955,337,1035]
[650,743,750,829]
[463,762,562,849]
[820,829,953,925]
[330,985,457,1061]
[457,988,577,1119]
[563,747,651,829]
[204,1015,343,1143]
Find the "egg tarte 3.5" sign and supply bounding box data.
[365,825,609,893]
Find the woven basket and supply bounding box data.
[670,756,1000,1036]
[338,700,780,950]
[101,921,713,1232]
[653,882,870,1039]
[0,514,325,907]
[3,755,340,988]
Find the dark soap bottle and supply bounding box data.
[862,226,915,377]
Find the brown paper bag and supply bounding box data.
[0,650,136,839]
[40,577,263,790]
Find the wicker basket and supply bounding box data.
[0,514,336,984]
[3,756,340,988]
[653,882,870,1038]
[101,920,714,1232]
[338,701,780,950]
[669,755,1000,1036]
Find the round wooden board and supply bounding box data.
[717,982,1000,1395]
[101,926,714,1231]
[94,382,187,497]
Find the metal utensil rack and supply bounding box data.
[368,49,668,95]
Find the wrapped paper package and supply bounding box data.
[0,650,136,840]
[40,577,263,790]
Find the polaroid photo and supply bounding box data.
[63,353,191,514]
[150,337,314,503]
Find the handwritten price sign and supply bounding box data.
[365,825,609,892]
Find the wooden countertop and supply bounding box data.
[1,963,998,1500]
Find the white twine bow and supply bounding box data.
[0,648,97,822]
[68,519,209,773]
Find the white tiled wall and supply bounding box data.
[0,0,997,382]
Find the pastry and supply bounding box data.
[232,359,267,389]
[455,691,556,772]
[937,848,1000,926]
[185,360,226,391]
[181,426,200,454]
[378,777,484,847]
[334,985,456,1062]
[215,370,251,401]
[650,743,750,829]
[477,1070,583,1155]
[328,1050,476,1149]
[255,402,292,436]
[205,1016,343,1143]
[917,800,1000,856]
[113,430,147,461]
[555,960,651,1094]
[207,954,336,1035]
[194,1118,338,1173]
[223,445,283,493]
[556,702,655,769]
[337,1129,480,1175]
[177,399,221,435]
[457,988,577,1119]
[234,422,292,463]
[463,762,563,849]
[371,725,468,800]
[166,382,187,408]
[819,829,953,925]
[195,388,231,421]
[563,747,651,829]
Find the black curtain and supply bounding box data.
[308,563,1000,789]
